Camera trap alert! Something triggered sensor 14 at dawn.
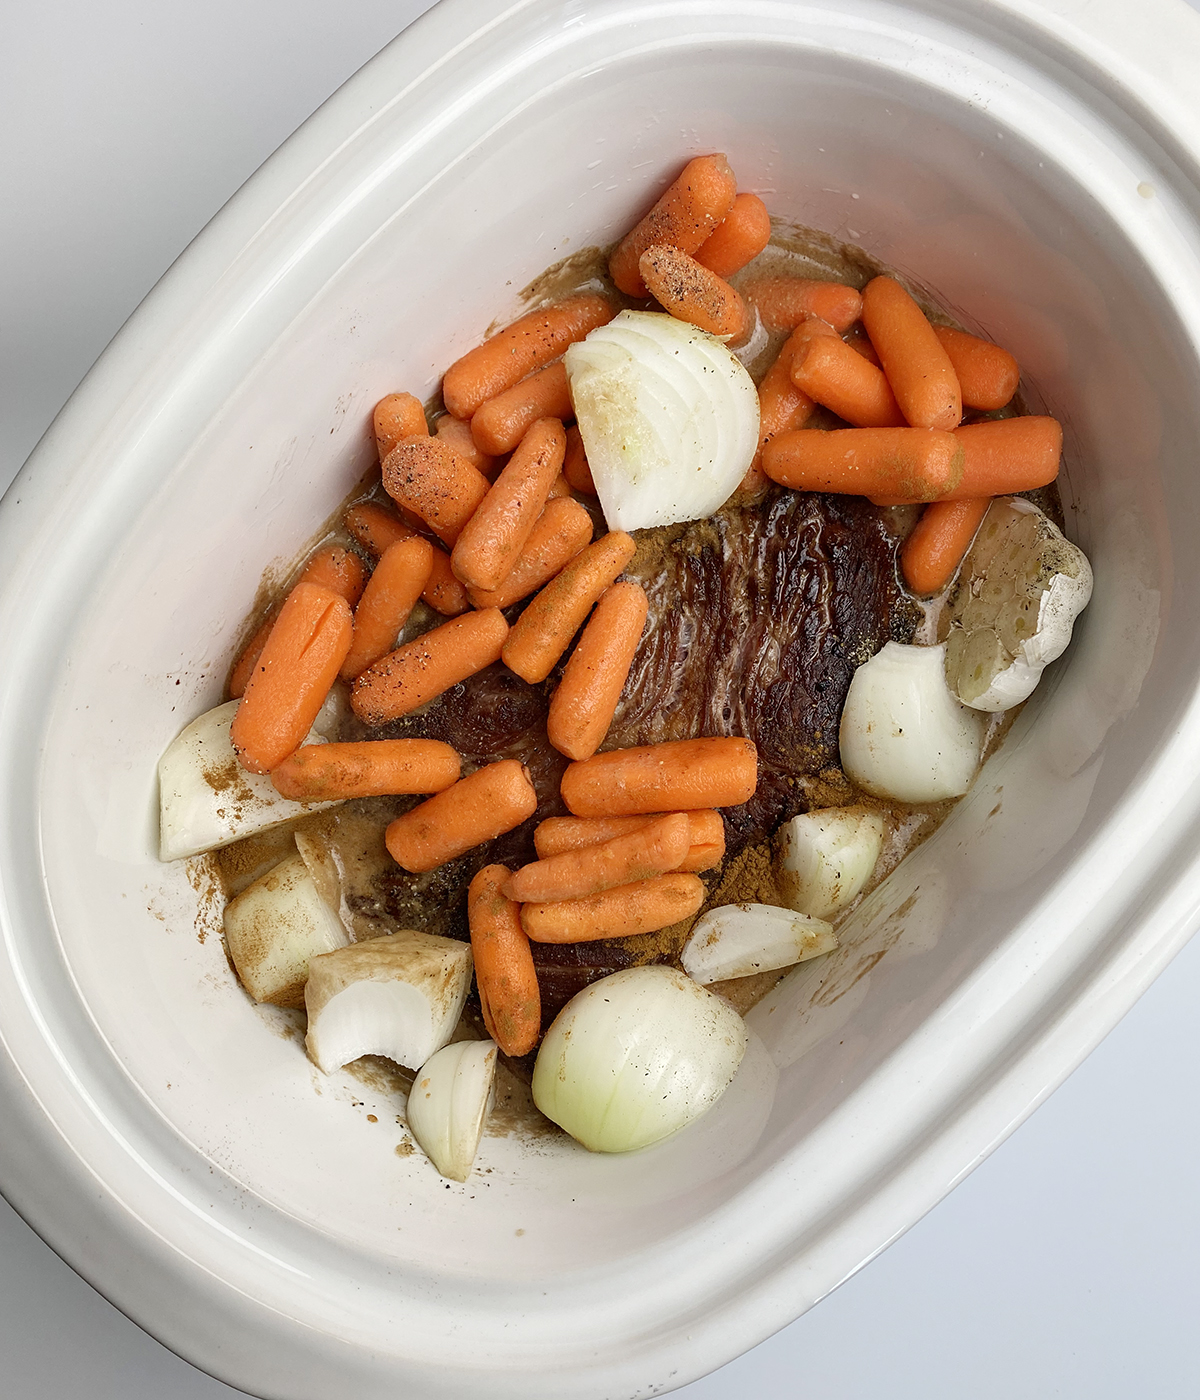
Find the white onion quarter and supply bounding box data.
[564,310,759,532]
[532,966,747,1153]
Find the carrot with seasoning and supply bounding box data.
[873,417,1063,505]
[901,497,991,595]
[534,810,725,872]
[228,545,367,698]
[450,417,566,592]
[791,334,907,428]
[381,436,490,547]
[435,413,500,476]
[505,813,691,903]
[739,319,831,498]
[270,739,460,801]
[608,154,738,297]
[694,192,772,278]
[933,326,1020,411]
[351,607,509,725]
[466,497,593,611]
[470,362,573,457]
[385,760,538,873]
[561,736,758,817]
[547,581,648,761]
[373,393,427,459]
[521,873,706,943]
[861,276,962,431]
[763,426,964,500]
[742,277,864,334]
[468,865,540,1057]
[562,425,595,495]
[442,294,614,420]
[339,536,433,681]
[343,502,471,616]
[547,473,572,499]
[638,244,747,339]
[502,531,637,684]
[231,582,352,774]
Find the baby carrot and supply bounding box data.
[933,326,1020,411]
[763,427,964,500]
[381,436,491,547]
[270,739,461,801]
[561,736,758,817]
[739,320,825,498]
[861,276,962,431]
[470,362,573,457]
[791,335,907,428]
[741,277,864,334]
[231,582,353,774]
[350,607,509,725]
[228,616,276,699]
[694,192,772,278]
[374,392,428,459]
[468,865,541,1057]
[534,811,725,872]
[435,413,501,477]
[608,154,738,297]
[343,502,470,616]
[442,294,614,420]
[845,323,882,366]
[944,416,1061,498]
[385,760,538,873]
[562,425,595,495]
[339,536,433,681]
[502,531,637,684]
[521,873,706,943]
[900,497,991,595]
[546,580,648,761]
[466,497,594,610]
[547,472,572,499]
[638,244,747,339]
[505,813,691,903]
[451,418,567,592]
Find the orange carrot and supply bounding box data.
[562,425,595,495]
[350,607,509,725]
[933,326,1020,411]
[435,413,500,477]
[466,497,594,610]
[534,810,726,872]
[763,426,964,500]
[385,760,538,873]
[228,616,276,700]
[468,865,541,1057]
[561,736,758,817]
[270,739,460,800]
[861,276,962,431]
[742,277,864,334]
[739,320,826,498]
[442,294,614,420]
[546,581,648,761]
[638,244,747,339]
[505,813,691,903]
[791,334,907,428]
[470,362,573,457]
[373,393,428,459]
[694,192,771,278]
[900,497,991,595]
[845,323,882,366]
[231,582,352,774]
[451,418,567,592]
[502,531,637,684]
[521,873,706,943]
[339,537,433,681]
[381,436,490,547]
[608,154,738,297]
[343,501,471,616]
[547,472,572,499]
[947,416,1061,498]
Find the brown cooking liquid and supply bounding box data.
[213,224,1061,1112]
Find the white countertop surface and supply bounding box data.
[3,3,1198,1395]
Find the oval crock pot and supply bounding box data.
[2,1,1200,1396]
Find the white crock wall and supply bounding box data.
[2,2,1200,1398]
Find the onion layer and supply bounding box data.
[406,1039,497,1182]
[682,903,837,984]
[778,807,885,921]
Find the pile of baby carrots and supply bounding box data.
[222,150,1057,1051]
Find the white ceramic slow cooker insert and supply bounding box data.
[1,1,1199,1396]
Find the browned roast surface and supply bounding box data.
[352,488,911,1024]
